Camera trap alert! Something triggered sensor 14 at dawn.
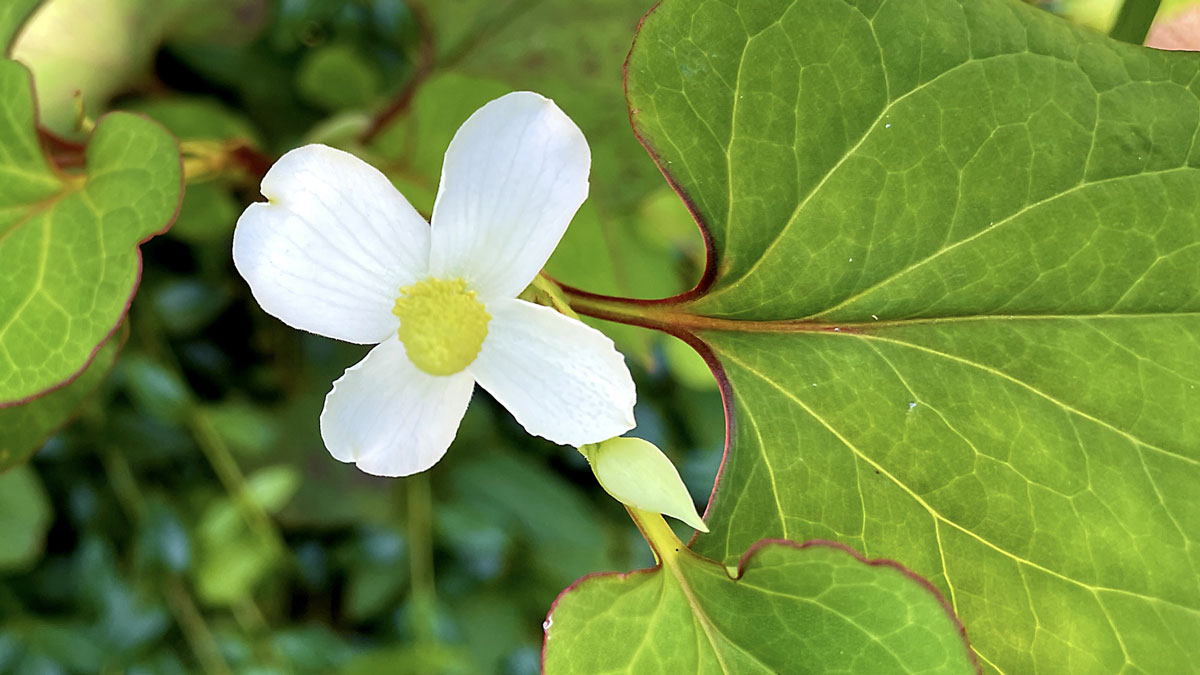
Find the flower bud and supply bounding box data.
[585,437,708,532]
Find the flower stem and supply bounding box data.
[529,273,582,320]
[98,448,231,675]
[407,473,438,644]
[1110,0,1162,44]
[190,407,287,555]
[625,506,686,567]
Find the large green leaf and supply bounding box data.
[560,0,1200,672]
[544,515,977,673]
[0,57,181,405]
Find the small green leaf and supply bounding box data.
[296,43,383,112]
[0,333,118,471]
[0,59,181,405]
[544,537,977,674]
[0,465,52,571]
[0,0,40,49]
[193,464,299,606]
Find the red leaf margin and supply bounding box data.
[541,537,982,674]
[543,1,979,672]
[0,58,184,409]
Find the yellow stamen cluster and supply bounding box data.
[393,278,491,376]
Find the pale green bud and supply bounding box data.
[584,437,708,533]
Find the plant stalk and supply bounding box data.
[1109,0,1162,44]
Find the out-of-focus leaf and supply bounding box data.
[127,97,259,144]
[273,624,357,673]
[368,72,509,201]
[168,0,267,46]
[452,592,535,674]
[150,279,232,336]
[1,619,106,672]
[11,0,183,133]
[336,644,471,675]
[342,526,408,623]
[168,182,241,244]
[0,465,52,571]
[451,451,613,589]
[136,496,192,574]
[297,43,383,111]
[661,335,717,391]
[117,354,191,424]
[0,0,40,48]
[1054,0,1197,31]
[203,400,279,458]
[0,335,118,471]
[193,465,299,606]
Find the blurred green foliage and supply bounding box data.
[1,1,722,672]
[4,0,1184,672]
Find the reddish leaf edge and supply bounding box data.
[358,0,436,145]
[0,60,184,409]
[540,537,981,674]
[0,322,128,474]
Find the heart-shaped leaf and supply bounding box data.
[0,48,181,405]
[544,512,977,673]
[563,0,1200,672]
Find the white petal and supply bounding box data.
[233,144,430,344]
[470,299,635,446]
[320,338,475,477]
[429,92,589,299]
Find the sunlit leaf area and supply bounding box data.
[2,0,1198,673]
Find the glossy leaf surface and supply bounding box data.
[587,0,1200,672]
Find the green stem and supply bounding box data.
[407,474,437,644]
[133,306,287,557]
[99,449,231,675]
[163,578,233,675]
[625,506,686,567]
[529,274,582,320]
[1109,0,1162,44]
[189,408,286,555]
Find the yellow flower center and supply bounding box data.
[392,278,491,376]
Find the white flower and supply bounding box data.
[232,92,637,477]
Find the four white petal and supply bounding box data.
[233,92,637,477]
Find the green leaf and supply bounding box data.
[0,0,40,49]
[580,1,1200,672]
[0,465,52,571]
[296,43,384,112]
[0,332,119,471]
[193,465,299,606]
[0,58,181,405]
[544,534,977,673]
